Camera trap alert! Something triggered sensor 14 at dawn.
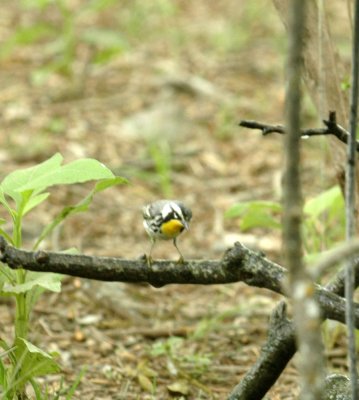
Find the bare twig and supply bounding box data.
[239,111,359,151]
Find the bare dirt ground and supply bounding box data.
[0,1,352,399]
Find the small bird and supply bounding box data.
[142,200,192,264]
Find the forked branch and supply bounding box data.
[240,111,359,150]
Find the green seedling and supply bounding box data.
[0,153,127,398]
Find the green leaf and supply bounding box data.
[0,340,10,352]
[17,158,115,192]
[0,357,7,389]
[225,201,282,231]
[0,187,16,218]
[26,272,64,311]
[33,176,127,249]
[15,338,60,379]
[2,273,62,295]
[29,378,43,400]
[0,22,54,59]
[304,186,344,218]
[65,366,87,400]
[0,263,16,289]
[81,28,128,50]
[93,176,128,193]
[23,192,50,215]
[0,153,63,203]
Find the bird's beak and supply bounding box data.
[182,220,189,230]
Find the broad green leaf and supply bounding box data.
[25,272,64,310]
[2,273,62,295]
[304,186,343,218]
[225,201,282,231]
[15,338,60,378]
[23,192,50,215]
[17,158,115,192]
[241,211,281,231]
[0,153,63,203]
[33,176,127,249]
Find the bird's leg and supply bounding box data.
[146,238,156,266]
[173,237,184,264]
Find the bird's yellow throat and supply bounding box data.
[161,219,185,237]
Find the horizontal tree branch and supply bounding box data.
[0,236,358,327]
[239,111,359,151]
[0,236,285,289]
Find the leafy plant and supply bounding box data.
[0,153,126,398]
[225,200,282,231]
[226,186,346,352]
[225,185,345,256]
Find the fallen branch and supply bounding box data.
[227,258,359,400]
[228,301,296,400]
[239,111,358,151]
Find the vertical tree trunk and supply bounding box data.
[282,1,325,398]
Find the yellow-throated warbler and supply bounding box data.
[143,200,192,263]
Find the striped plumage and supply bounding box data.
[143,200,192,263]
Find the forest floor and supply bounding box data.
[0,1,352,399]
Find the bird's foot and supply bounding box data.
[176,256,185,264]
[145,254,153,267]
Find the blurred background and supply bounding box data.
[0,1,352,399]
